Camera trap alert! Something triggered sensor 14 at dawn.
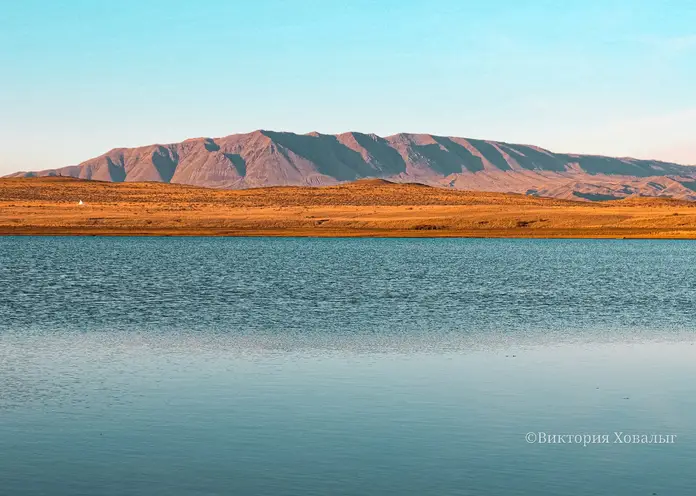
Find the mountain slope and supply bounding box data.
[7,130,696,201]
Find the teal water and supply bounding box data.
[1,237,695,495]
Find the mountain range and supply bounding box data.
[6,130,696,201]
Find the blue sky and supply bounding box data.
[1,0,695,173]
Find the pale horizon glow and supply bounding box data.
[1,0,695,175]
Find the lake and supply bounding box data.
[1,237,695,495]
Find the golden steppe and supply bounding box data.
[2,177,696,238]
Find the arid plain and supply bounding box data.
[2,177,696,238]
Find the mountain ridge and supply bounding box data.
[7,130,696,201]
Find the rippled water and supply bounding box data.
[1,237,695,495]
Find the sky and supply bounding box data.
[1,0,695,174]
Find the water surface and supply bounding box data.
[1,237,695,495]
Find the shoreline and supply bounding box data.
[3,228,696,239]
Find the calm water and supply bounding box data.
[1,237,696,495]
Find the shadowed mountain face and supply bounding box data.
[7,130,696,201]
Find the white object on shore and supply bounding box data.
[78,200,84,205]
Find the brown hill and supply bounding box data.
[6,130,696,201]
